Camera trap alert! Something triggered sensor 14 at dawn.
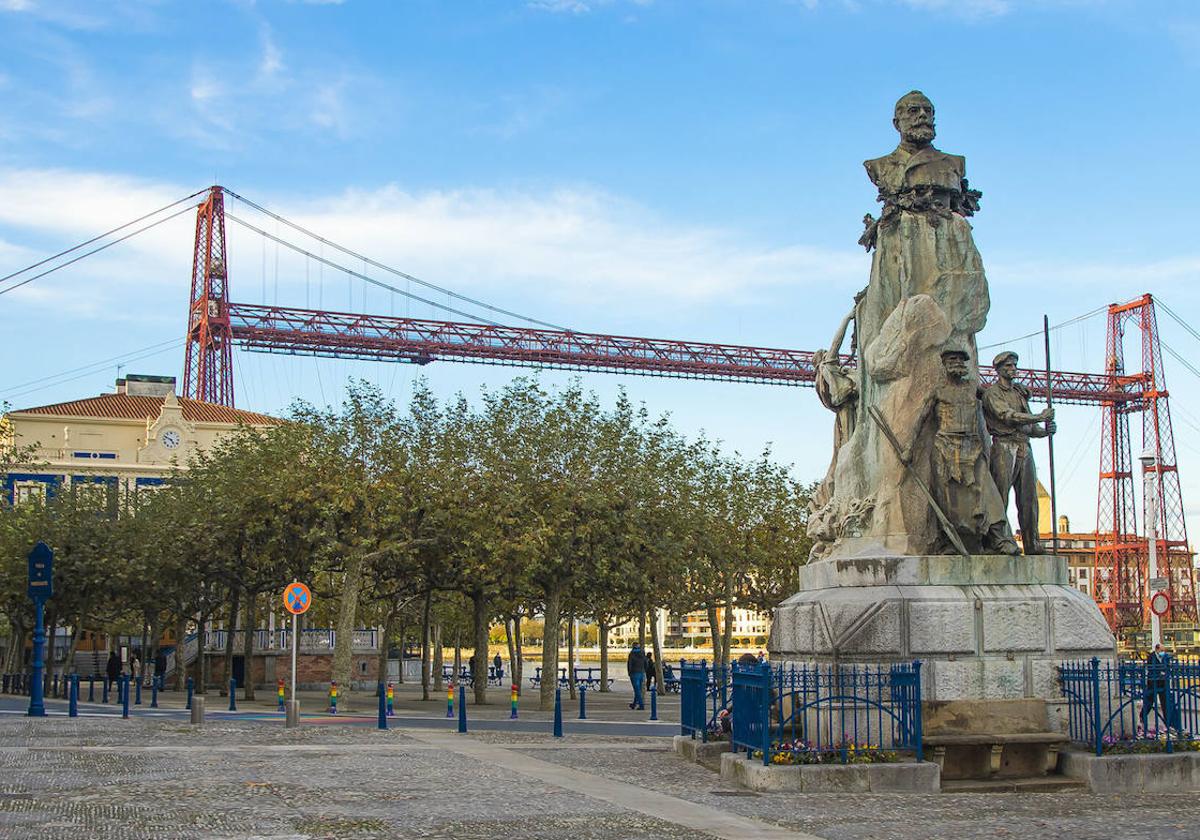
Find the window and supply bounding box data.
[14,482,46,505]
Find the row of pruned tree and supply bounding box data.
[0,378,812,710]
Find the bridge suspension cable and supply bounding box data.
[221,187,571,332]
[0,189,208,296]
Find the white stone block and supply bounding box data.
[910,601,976,654]
[982,601,1046,652]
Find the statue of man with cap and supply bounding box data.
[982,350,1056,554]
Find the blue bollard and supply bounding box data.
[650,685,658,721]
[121,676,130,719]
[377,682,388,731]
[103,677,110,704]
[150,676,159,709]
[553,688,563,738]
[69,676,78,718]
[186,677,194,710]
[88,676,95,703]
[135,677,143,706]
[457,684,467,733]
[228,678,237,712]
[578,684,587,720]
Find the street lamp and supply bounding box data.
[1140,447,1162,648]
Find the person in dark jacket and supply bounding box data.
[492,652,503,683]
[105,651,121,694]
[153,649,168,686]
[644,651,656,692]
[627,644,646,710]
[1141,643,1174,730]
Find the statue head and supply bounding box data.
[941,347,970,381]
[893,90,935,147]
[992,350,1019,381]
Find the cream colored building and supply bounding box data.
[3,374,279,504]
[610,606,771,647]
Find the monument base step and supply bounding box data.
[940,776,1085,794]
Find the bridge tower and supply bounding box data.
[1094,293,1195,631]
[182,186,235,406]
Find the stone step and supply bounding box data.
[941,776,1086,794]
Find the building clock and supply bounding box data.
[161,429,182,450]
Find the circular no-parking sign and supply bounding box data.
[283,582,312,615]
[1150,591,1170,617]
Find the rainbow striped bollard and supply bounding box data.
[446,683,454,718]
[510,684,519,720]
[277,679,286,711]
[329,681,338,715]
[386,682,394,717]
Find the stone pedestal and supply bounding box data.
[768,555,1115,701]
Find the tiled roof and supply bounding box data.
[10,394,281,426]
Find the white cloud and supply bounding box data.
[528,0,652,13]
[259,29,285,80]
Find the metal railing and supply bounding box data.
[1059,656,1200,755]
[201,628,379,653]
[708,660,925,766]
[679,660,732,742]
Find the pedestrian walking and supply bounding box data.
[626,643,646,710]
[105,650,121,693]
[644,651,656,692]
[492,652,503,683]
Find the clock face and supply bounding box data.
[161,430,181,450]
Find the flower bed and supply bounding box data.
[753,740,901,765]
[1103,727,1200,755]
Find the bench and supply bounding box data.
[923,732,1069,778]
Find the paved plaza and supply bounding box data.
[3,688,1200,839]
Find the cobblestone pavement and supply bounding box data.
[1,715,1198,839]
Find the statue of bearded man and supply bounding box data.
[855,91,990,383]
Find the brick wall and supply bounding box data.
[204,653,379,690]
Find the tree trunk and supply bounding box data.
[139,618,150,680]
[377,606,397,694]
[650,607,665,692]
[433,621,444,692]
[706,603,722,669]
[471,590,488,705]
[331,552,366,693]
[174,615,188,691]
[504,615,517,694]
[539,582,563,711]
[242,594,257,699]
[722,578,735,667]
[396,620,406,685]
[513,609,524,695]
[566,607,577,700]
[598,620,610,692]
[65,621,84,679]
[420,589,432,701]
[453,627,462,686]
[222,588,241,695]
[637,607,646,648]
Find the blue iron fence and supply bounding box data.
[678,660,732,742]
[1059,656,1200,755]
[719,660,925,766]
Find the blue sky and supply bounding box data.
[3,0,1200,536]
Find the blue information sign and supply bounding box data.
[27,541,53,602]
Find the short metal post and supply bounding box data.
[121,675,130,719]
[88,675,95,703]
[386,682,394,717]
[68,675,78,717]
[377,682,388,730]
[186,676,194,711]
[457,684,467,733]
[150,676,158,709]
[1091,657,1103,756]
[190,694,205,726]
[285,699,300,728]
[135,677,143,706]
[649,685,658,721]
[510,684,519,719]
[579,683,587,719]
[446,682,454,718]
[228,678,237,712]
[553,688,563,738]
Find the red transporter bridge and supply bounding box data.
[167,186,1198,635]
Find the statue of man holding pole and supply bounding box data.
[982,350,1057,554]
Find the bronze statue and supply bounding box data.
[903,348,1019,556]
[982,351,1056,554]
